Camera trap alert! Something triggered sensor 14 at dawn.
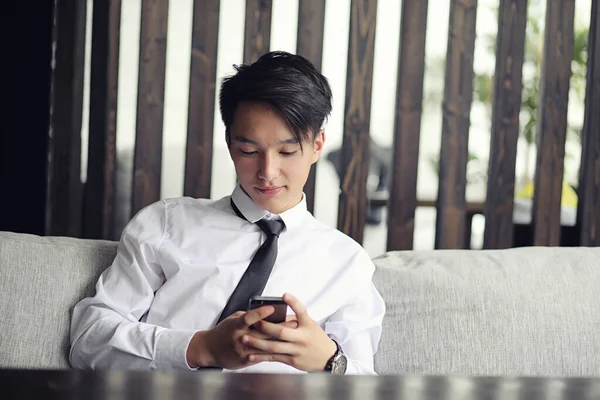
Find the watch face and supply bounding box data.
[332,353,347,375]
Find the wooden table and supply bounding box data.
[2,370,600,399]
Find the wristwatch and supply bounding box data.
[324,339,347,375]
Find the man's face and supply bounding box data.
[227,101,325,214]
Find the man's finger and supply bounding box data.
[281,319,299,329]
[247,319,298,341]
[253,319,301,343]
[282,293,311,324]
[246,330,271,340]
[242,335,297,355]
[285,315,298,323]
[237,305,275,328]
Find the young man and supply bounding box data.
[70,51,385,374]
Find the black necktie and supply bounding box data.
[217,199,285,324]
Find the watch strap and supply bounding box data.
[324,339,343,373]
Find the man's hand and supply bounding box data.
[240,293,338,372]
[186,306,298,370]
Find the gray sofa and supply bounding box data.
[1,230,599,375]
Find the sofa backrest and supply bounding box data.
[0,232,117,369]
[372,247,600,376]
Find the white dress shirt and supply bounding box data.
[70,185,385,374]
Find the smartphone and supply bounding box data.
[248,296,287,324]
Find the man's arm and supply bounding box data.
[324,280,385,375]
[243,253,385,374]
[69,201,197,369]
[323,250,385,374]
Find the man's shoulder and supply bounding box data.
[305,216,369,257]
[156,196,232,227]
[162,196,229,213]
[301,218,375,283]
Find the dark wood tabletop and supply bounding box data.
[2,369,600,400]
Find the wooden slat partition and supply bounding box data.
[531,0,575,246]
[46,0,87,237]
[183,0,220,200]
[83,0,121,240]
[483,0,528,249]
[435,0,478,249]
[337,0,378,244]
[386,0,429,251]
[579,0,600,246]
[43,0,600,249]
[296,0,326,214]
[131,0,169,217]
[244,0,272,64]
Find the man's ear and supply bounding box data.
[311,130,326,164]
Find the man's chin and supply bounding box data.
[244,187,302,214]
[255,199,283,214]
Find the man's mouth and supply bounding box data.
[256,186,283,196]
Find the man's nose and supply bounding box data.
[258,153,279,181]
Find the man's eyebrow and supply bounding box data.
[232,136,299,145]
[232,136,257,145]
[278,138,299,145]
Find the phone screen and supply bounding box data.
[248,296,287,323]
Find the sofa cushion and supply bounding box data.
[372,246,600,376]
[0,232,118,369]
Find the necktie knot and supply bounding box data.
[257,218,285,237]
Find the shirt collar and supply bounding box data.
[230,184,307,231]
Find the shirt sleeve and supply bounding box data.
[323,251,386,375]
[69,200,197,370]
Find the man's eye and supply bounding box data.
[280,150,298,156]
[240,150,257,156]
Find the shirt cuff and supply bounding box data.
[154,329,198,370]
[344,358,377,375]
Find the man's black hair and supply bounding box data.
[219,51,333,147]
